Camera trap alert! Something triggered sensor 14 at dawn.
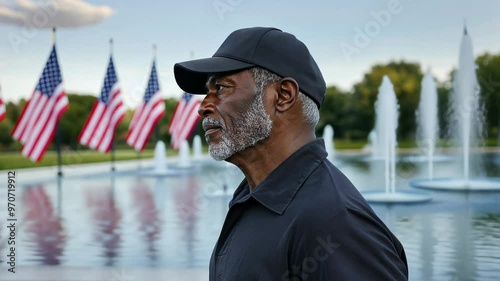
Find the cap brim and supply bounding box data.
[174,57,255,95]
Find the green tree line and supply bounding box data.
[318,53,500,141]
[1,52,499,151]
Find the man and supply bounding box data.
[174,27,408,281]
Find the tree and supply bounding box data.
[476,53,500,138]
[58,94,96,149]
[436,80,451,139]
[0,122,14,147]
[317,86,353,139]
[0,101,23,149]
[6,101,20,122]
[351,61,423,140]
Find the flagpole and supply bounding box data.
[110,38,116,172]
[189,51,203,140]
[111,141,116,172]
[53,27,63,178]
[153,44,161,142]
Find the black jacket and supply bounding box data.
[209,139,408,281]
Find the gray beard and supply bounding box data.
[207,93,272,161]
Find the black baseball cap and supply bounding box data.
[174,27,326,108]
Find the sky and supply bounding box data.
[0,0,500,108]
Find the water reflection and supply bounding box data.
[10,153,500,280]
[85,177,122,266]
[385,198,500,281]
[0,223,3,264]
[174,177,200,267]
[484,153,500,177]
[23,185,66,265]
[132,179,162,262]
[472,214,500,280]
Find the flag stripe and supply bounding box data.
[11,45,67,162]
[22,94,51,152]
[100,88,124,151]
[94,88,123,152]
[167,102,181,131]
[97,98,125,152]
[78,102,102,145]
[170,103,186,144]
[169,102,186,135]
[22,85,66,160]
[22,95,55,157]
[137,106,165,151]
[128,103,144,131]
[0,84,5,121]
[176,104,200,146]
[31,90,68,161]
[173,100,199,148]
[126,60,165,152]
[127,93,162,144]
[168,93,200,150]
[11,99,30,140]
[90,90,118,149]
[129,98,165,151]
[126,95,165,151]
[0,97,6,121]
[78,57,125,154]
[23,88,68,161]
[16,93,44,142]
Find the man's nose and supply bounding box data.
[198,93,216,117]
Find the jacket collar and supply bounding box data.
[229,139,327,215]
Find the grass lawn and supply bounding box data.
[0,148,178,170]
[1,138,498,170]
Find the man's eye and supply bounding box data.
[215,84,226,92]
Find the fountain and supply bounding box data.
[361,120,384,161]
[153,140,168,171]
[362,76,431,203]
[193,135,203,162]
[140,140,177,176]
[411,27,500,191]
[177,139,192,168]
[372,111,386,161]
[417,70,438,179]
[454,27,479,182]
[363,130,378,155]
[322,125,335,163]
[407,69,454,166]
[153,177,168,209]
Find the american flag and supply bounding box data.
[126,60,165,152]
[0,86,5,122]
[11,45,68,162]
[168,93,200,149]
[78,56,125,153]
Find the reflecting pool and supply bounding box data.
[0,152,499,281]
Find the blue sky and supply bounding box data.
[1,0,500,108]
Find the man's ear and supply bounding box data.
[276,77,299,113]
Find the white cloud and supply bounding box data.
[0,0,113,28]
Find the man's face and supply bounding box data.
[199,70,273,161]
